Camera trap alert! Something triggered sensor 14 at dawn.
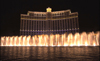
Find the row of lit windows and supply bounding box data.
[21,18,78,31]
[21,31,66,34]
[20,28,79,32]
[21,15,77,19]
[21,16,46,19]
[52,13,68,16]
[21,13,78,19]
[29,13,46,17]
[32,13,67,17]
[27,12,70,17]
[20,30,79,35]
[21,16,69,19]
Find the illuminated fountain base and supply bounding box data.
[1,31,100,46]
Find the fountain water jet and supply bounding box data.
[0,31,100,46]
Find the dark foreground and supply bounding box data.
[0,46,100,61]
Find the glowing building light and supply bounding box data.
[46,7,52,12]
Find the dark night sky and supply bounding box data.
[0,0,100,36]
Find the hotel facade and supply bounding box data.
[20,7,79,36]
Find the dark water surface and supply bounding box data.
[0,46,100,61]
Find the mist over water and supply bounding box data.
[0,46,99,61]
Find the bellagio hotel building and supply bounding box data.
[20,7,79,36]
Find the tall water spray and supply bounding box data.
[0,31,100,46]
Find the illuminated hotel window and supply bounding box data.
[42,14,43,16]
[34,14,36,16]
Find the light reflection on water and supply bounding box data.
[1,46,99,61]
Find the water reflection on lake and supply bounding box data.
[0,46,99,61]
